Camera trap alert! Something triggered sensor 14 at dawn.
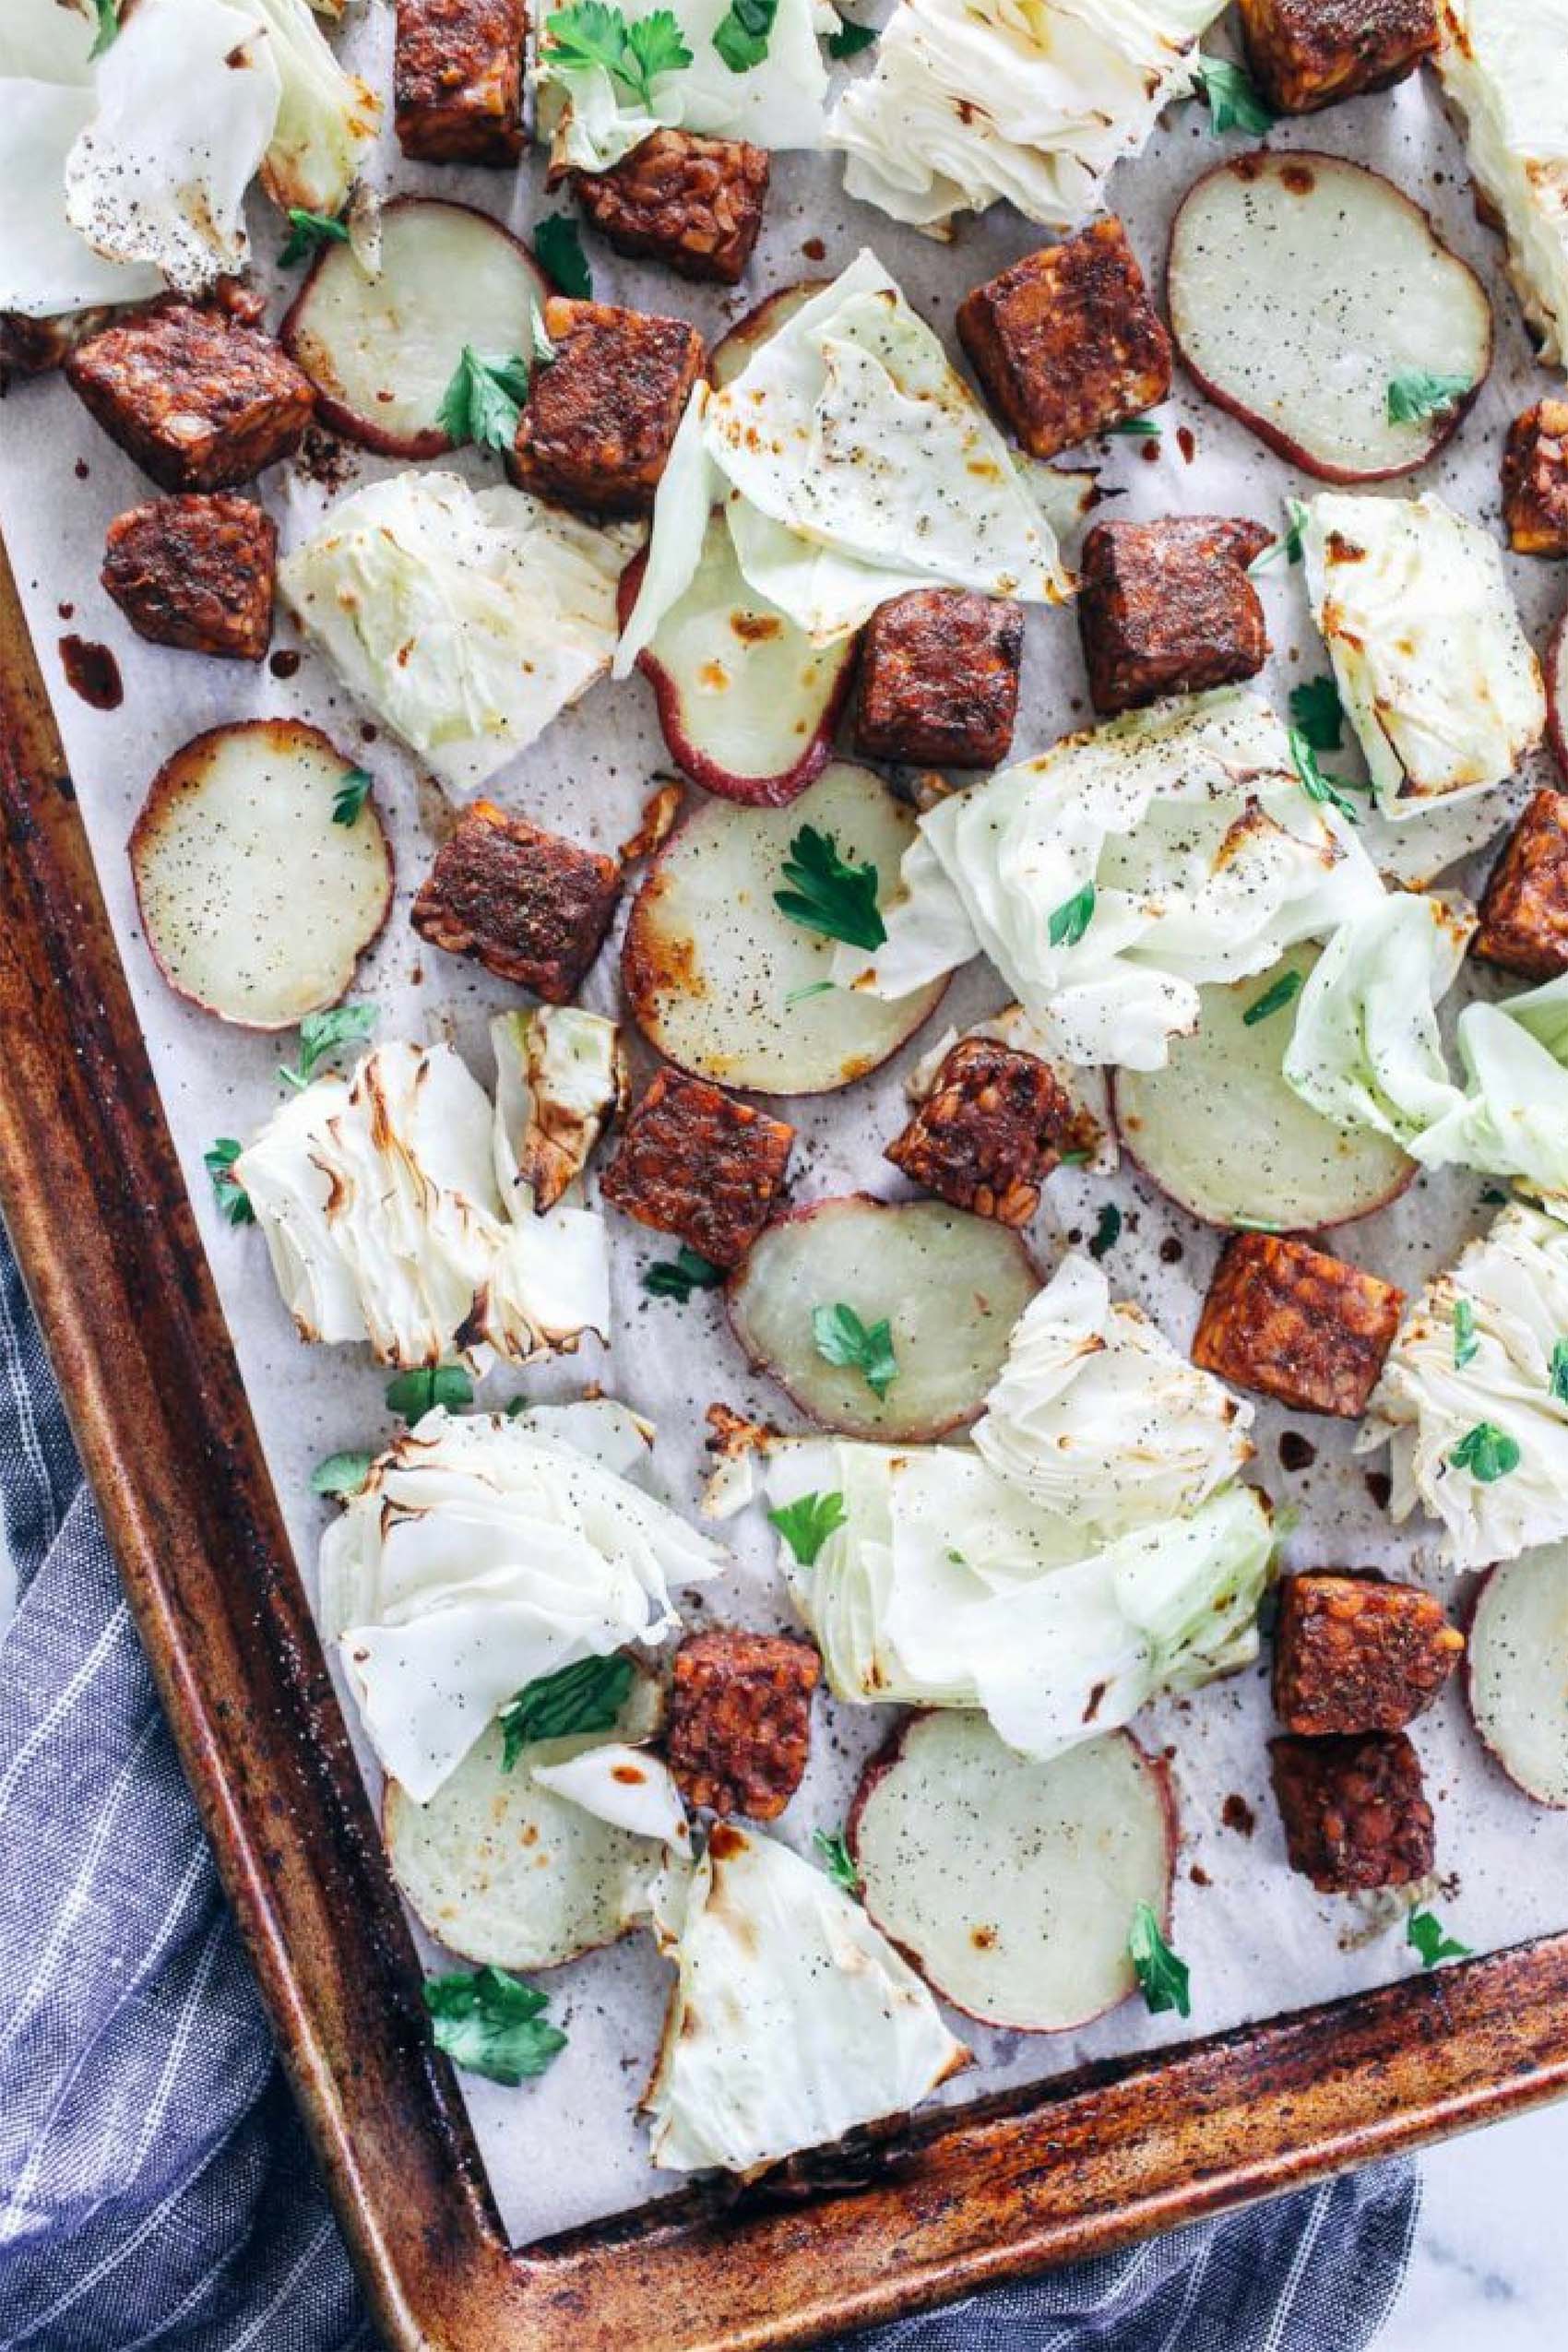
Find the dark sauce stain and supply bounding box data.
[1364,1468,1394,1511]
[1176,424,1195,465]
[58,635,122,710]
[1190,1862,1212,1887]
[802,236,826,262]
[1221,1793,1256,1837]
[269,648,302,680]
[57,601,73,622]
[1159,1234,1184,1265]
[1139,437,1160,462]
[1278,1431,1317,1473]
[74,458,90,481]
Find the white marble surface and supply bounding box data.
[1381,2105,1567,2352]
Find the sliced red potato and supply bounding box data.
[708,281,824,388]
[280,196,549,457]
[130,719,392,1029]
[619,518,858,807]
[1548,606,1568,784]
[1467,1547,1568,1809]
[1168,153,1491,482]
[1111,946,1415,1232]
[622,761,947,1094]
[728,1194,1038,1441]
[849,1713,1176,2032]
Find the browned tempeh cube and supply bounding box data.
[600,1069,793,1267]
[1474,790,1568,979]
[956,219,1171,461]
[1270,1732,1435,1893]
[573,130,770,287]
[885,1039,1085,1226]
[394,0,527,164]
[853,590,1025,769]
[1076,517,1272,715]
[101,494,276,661]
[410,801,622,1003]
[1192,1232,1404,1418]
[66,304,315,493]
[1503,401,1568,554]
[665,1626,821,1820]
[1237,0,1437,113]
[508,298,705,516]
[1273,1574,1464,1737]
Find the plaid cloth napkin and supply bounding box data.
[0,1224,1419,2352]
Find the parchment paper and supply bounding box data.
[4,3,1567,2250]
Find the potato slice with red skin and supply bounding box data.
[707,281,825,389]
[130,719,392,1028]
[1168,152,1491,482]
[849,1714,1178,2032]
[1467,1548,1568,1809]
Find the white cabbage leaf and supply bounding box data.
[642,1821,968,2175]
[1302,493,1545,817]
[618,251,1067,659]
[245,0,379,218]
[1284,891,1568,1203]
[837,688,1384,1070]
[281,471,643,793]
[973,1255,1253,1537]
[63,0,282,295]
[531,1742,692,1853]
[535,0,833,174]
[1436,0,1568,364]
[322,1407,721,1800]
[0,77,164,319]
[1360,1200,1568,1569]
[491,1007,624,1216]
[0,0,98,82]
[768,1443,1274,1758]
[235,1039,611,1370]
[826,0,1225,234]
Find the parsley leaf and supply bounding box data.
[785,979,835,1005]
[333,766,373,826]
[1107,414,1161,437]
[310,1450,375,1500]
[204,1137,254,1227]
[1551,1337,1568,1404]
[826,13,878,55]
[768,1490,848,1566]
[1407,1909,1470,1968]
[812,1301,898,1398]
[1449,1420,1521,1483]
[1048,881,1096,948]
[1289,726,1363,826]
[1386,369,1473,426]
[280,208,350,267]
[644,1245,726,1302]
[1453,1297,1479,1371]
[385,1363,474,1419]
[814,1826,861,1893]
[714,0,778,71]
[544,4,693,104]
[1193,54,1277,137]
[278,1002,377,1091]
[424,1965,567,2085]
[498,1653,634,1768]
[436,344,534,453]
[89,0,119,60]
[1088,1201,1122,1260]
[1128,1901,1191,2018]
[1242,968,1304,1028]
[774,825,886,952]
[535,213,593,299]
[1289,675,1344,753]
[1249,499,1307,573]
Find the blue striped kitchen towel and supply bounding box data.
[0,1219,1419,2352]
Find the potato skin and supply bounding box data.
[394,0,527,163]
[885,1039,1085,1227]
[1270,1732,1435,1893]
[1237,0,1437,113]
[101,494,276,661]
[853,590,1024,769]
[1192,1232,1403,1418]
[1474,789,1568,980]
[1503,401,1568,555]
[410,801,622,1003]
[1273,1574,1463,1738]
[66,304,315,493]
[665,1627,821,1820]
[1076,517,1271,716]
[509,298,705,516]
[956,220,1170,461]
[573,130,770,287]
[600,1070,794,1267]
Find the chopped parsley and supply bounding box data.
[1048,881,1097,949]
[534,213,593,299]
[713,0,778,71]
[424,1966,567,2085]
[768,1490,848,1566]
[1453,1298,1479,1370]
[1193,54,1277,137]
[89,0,119,60]
[385,1362,474,1419]
[279,208,350,267]
[332,766,374,826]
[1107,415,1161,438]
[1128,1901,1191,2018]
[1289,675,1344,754]
[204,1138,254,1227]
[1551,1337,1568,1405]
[310,1450,375,1500]
[785,979,835,1006]
[435,342,538,455]
[1242,968,1304,1028]
[644,1245,726,1302]
[1249,499,1307,573]
[1386,370,1473,426]
[1407,1909,1470,1968]
[814,1826,861,1894]
[812,1301,897,1398]
[498,1653,634,1767]
[1448,1420,1520,1483]
[1289,726,1363,826]
[1088,1201,1122,1261]
[543,4,694,104]
[774,825,887,953]
[826,12,878,56]
[278,1002,377,1091]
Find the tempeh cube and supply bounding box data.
[1474,789,1568,979]
[573,130,770,286]
[508,298,705,516]
[66,304,315,493]
[885,1039,1083,1225]
[1502,402,1568,554]
[1270,1731,1435,1892]
[853,590,1025,769]
[101,494,276,660]
[1237,0,1438,114]
[665,1627,821,1819]
[394,0,527,164]
[1076,517,1272,715]
[1273,1573,1464,1737]
[410,801,622,1002]
[1192,1232,1404,1418]
[600,1069,793,1267]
